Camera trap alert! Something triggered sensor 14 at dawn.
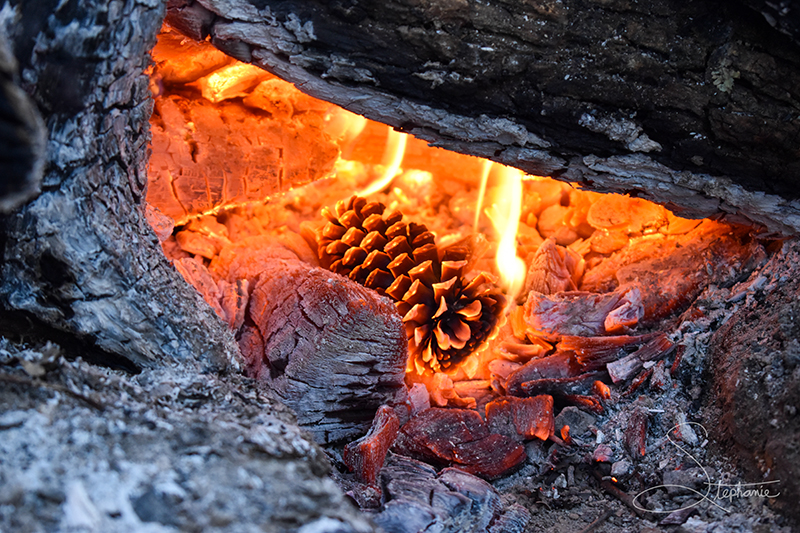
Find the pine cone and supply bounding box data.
[385,260,506,374]
[318,195,507,374]
[317,195,438,294]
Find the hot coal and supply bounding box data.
[393,408,526,479]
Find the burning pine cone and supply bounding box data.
[317,195,438,294]
[317,196,506,374]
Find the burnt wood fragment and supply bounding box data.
[485,395,555,442]
[374,454,530,533]
[246,259,409,444]
[344,404,400,486]
[176,0,800,234]
[393,408,526,479]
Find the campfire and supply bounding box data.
[142,23,779,528]
[2,1,798,531]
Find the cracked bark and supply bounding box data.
[172,0,800,235]
[0,0,239,370]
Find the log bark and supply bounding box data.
[173,0,800,235]
[0,0,240,370]
[704,239,800,524]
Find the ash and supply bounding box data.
[0,340,372,533]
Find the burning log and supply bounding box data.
[393,408,526,479]
[243,259,409,444]
[148,28,341,221]
[170,0,800,235]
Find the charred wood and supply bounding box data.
[0,30,44,213]
[374,454,530,533]
[0,0,240,370]
[393,408,526,480]
[173,0,800,235]
[245,259,409,444]
[343,404,400,486]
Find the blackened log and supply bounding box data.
[0,1,240,370]
[175,0,800,235]
[246,259,409,444]
[704,239,800,523]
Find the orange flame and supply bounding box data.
[489,165,527,301]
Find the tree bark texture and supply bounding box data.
[174,0,800,235]
[0,0,239,370]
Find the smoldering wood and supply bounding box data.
[0,0,240,371]
[0,30,44,213]
[172,0,800,235]
[245,259,409,445]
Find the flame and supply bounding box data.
[324,108,367,153]
[195,63,269,103]
[359,126,408,196]
[489,165,527,300]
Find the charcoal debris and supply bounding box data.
[373,454,530,533]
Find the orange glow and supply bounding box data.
[194,63,270,103]
[473,159,492,232]
[147,24,754,407]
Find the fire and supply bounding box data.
[359,127,409,196]
[195,63,269,103]
[488,164,527,301]
[146,24,761,407]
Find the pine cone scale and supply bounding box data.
[317,195,507,375]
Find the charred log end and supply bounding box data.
[246,260,409,445]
